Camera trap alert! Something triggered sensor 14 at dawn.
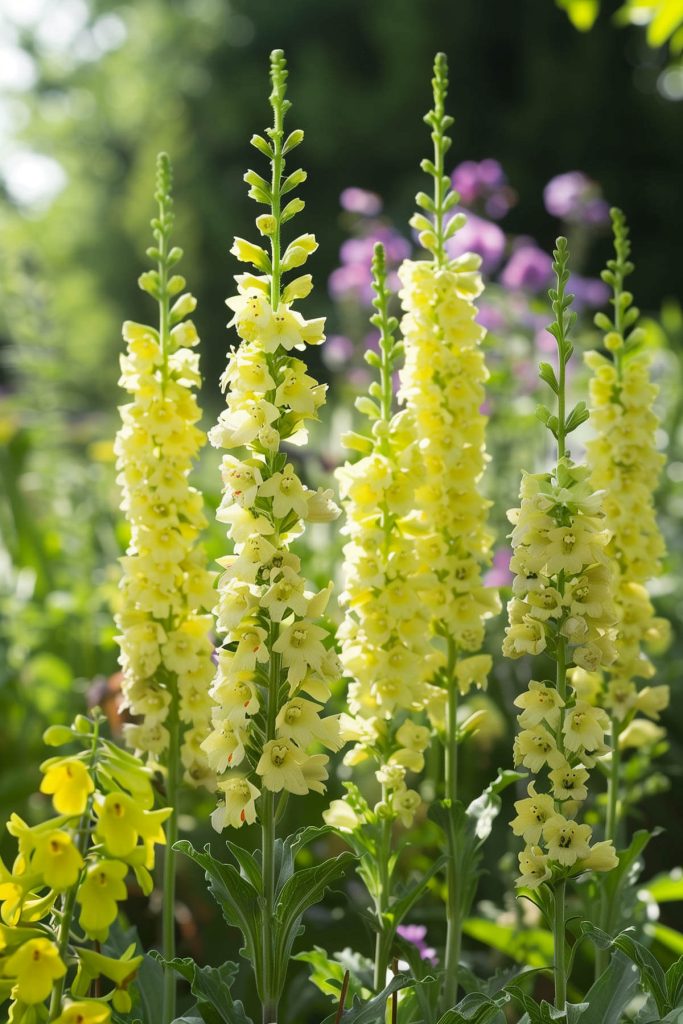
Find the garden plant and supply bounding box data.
[0,39,681,1024]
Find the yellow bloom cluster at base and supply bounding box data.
[114,156,215,787]
[0,716,168,1022]
[398,255,499,720]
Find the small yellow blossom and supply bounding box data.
[3,937,66,1003]
[40,760,94,816]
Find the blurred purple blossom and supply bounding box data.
[340,187,383,216]
[477,303,506,333]
[446,211,506,275]
[452,158,515,219]
[569,273,610,310]
[330,222,410,306]
[500,241,553,293]
[396,924,438,965]
[543,172,610,226]
[485,547,513,588]
[322,334,355,370]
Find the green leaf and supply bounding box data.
[388,854,446,927]
[292,946,366,1001]
[174,842,262,980]
[155,957,252,1024]
[467,769,526,846]
[580,950,639,1024]
[320,973,412,1024]
[565,401,589,434]
[602,829,658,934]
[273,852,354,979]
[436,990,512,1023]
[463,918,553,968]
[225,841,262,893]
[275,824,335,895]
[651,923,683,957]
[642,871,683,904]
[665,956,683,1008]
[539,362,559,394]
[581,923,670,1016]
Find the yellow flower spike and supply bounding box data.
[30,830,83,891]
[52,1000,111,1024]
[2,937,66,1004]
[77,860,128,941]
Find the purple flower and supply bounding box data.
[484,548,513,588]
[322,334,355,370]
[328,262,374,305]
[500,242,553,293]
[543,172,610,226]
[477,303,506,333]
[568,273,610,310]
[396,924,438,965]
[452,160,480,204]
[446,211,506,275]
[340,187,383,216]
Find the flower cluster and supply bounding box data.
[114,155,215,787]
[504,238,619,890]
[330,244,435,830]
[585,210,670,735]
[398,237,499,725]
[0,715,168,1023]
[202,51,341,830]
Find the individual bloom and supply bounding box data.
[322,799,360,833]
[52,1001,112,1024]
[619,719,666,749]
[562,700,609,753]
[93,793,142,857]
[513,726,563,773]
[394,720,430,753]
[503,618,547,658]
[273,620,327,686]
[258,464,309,519]
[256,739,308,795]
[275,697,341,750]
[259,568,308,621]
[543,815,592,867]
[516,845,551,889]
[396,923,438,965]
[636,685,670,720]
[510,783,555,844]
[31,830,84,891]
[548,762,589,802]
[299,752,330,794]
[39,759,95,816]
[201,716,249,774]
[514,680,564,729]
[392,788,421,827]
[211,775,260,831]
[73,948,143,1014]
[578,840,618,873]
[77,860,128,940]
[455,654,492,696]
[2,937,66,1003]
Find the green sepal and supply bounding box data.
[539,362,559,394]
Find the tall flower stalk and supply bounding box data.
[504,238,620,1010]
[200,50,341,1024]
[327,242,436,993]
[585,209,670,972]
[114,153,216,1024]
[397,53,499,1011]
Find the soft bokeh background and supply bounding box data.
[0,0,682,1018]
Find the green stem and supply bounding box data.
[373,808,393,994]
[156,157,181,1024]
[261,623,281,1024]
[553,879,567,1012]
[596,716,621,975]
[48,719,101,1021]
[162,689,180,1024]
[442,637,461,1012]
